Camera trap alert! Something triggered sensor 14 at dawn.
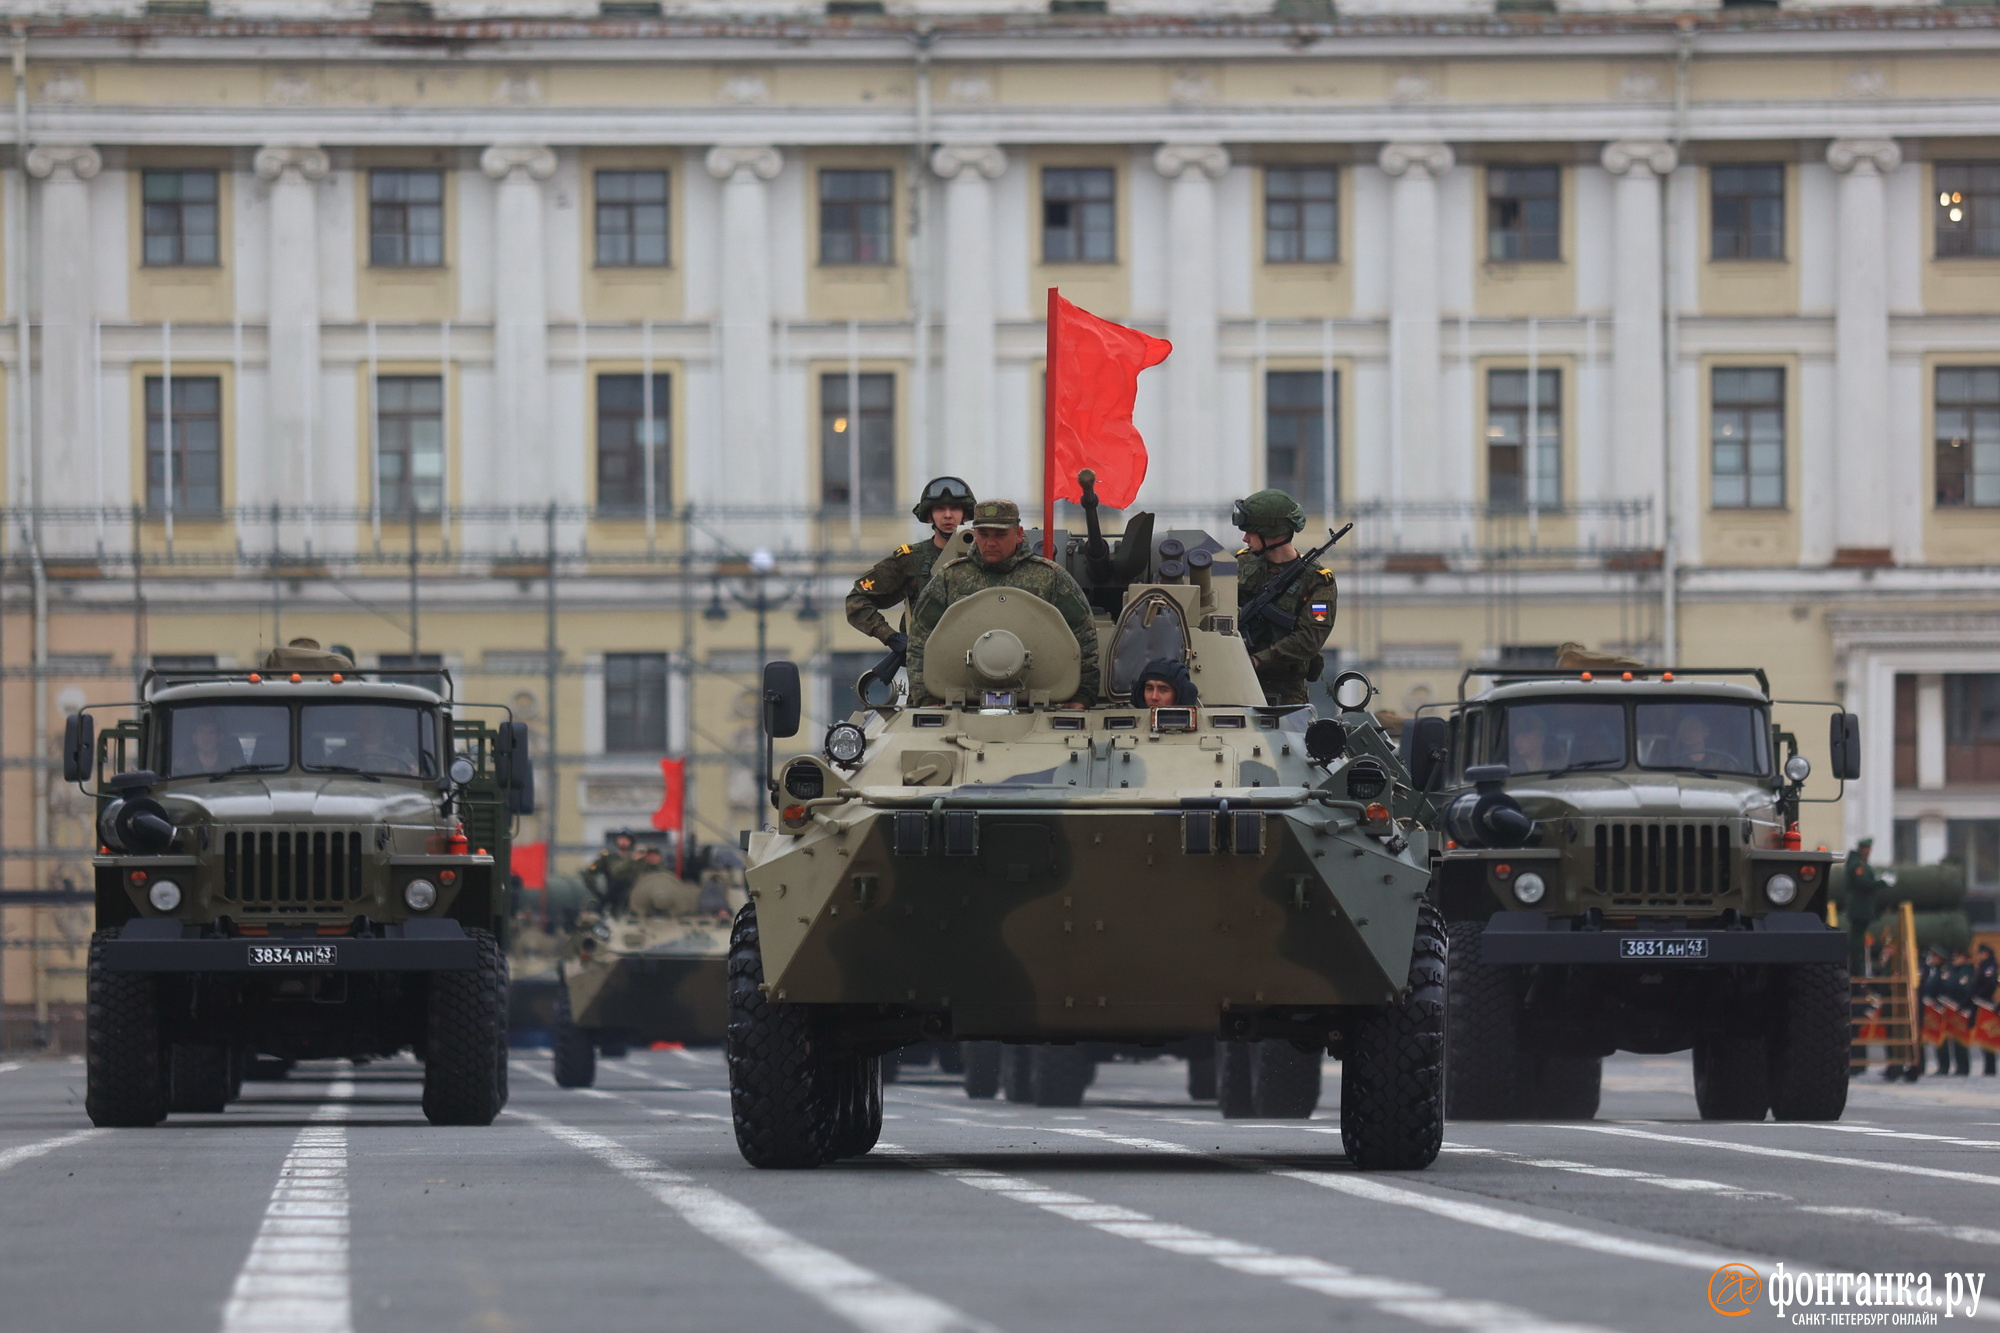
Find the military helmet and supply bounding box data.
[1232,489,1307,540]
[914,476,977,522]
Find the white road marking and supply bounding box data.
[1573,1123,2000,1188]
[520,1111,998,1333]
[1753,1121,2000,1150]
[877,1145,1612,1333]
[1799,1205,2000,1248]
[0,1128,104,1172]
[1445,1144,1787,1200]
[0,1061,23,1074]
[510,1059,731,1121]
[220,1078,355,1333]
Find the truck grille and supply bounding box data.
[222,830,365,909]
[1592,822,1734,908]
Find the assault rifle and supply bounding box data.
[1238,523,1353,636]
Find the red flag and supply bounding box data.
[512,841,548,891]
[652,757,686,833]
[1043,290,1171,541]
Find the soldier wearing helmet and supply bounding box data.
[844,476,978,654]
[1233,488,1337,706]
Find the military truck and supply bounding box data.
[727,482,1445,1169]
[68,654,535,1127]
[1429,663,1858,1122]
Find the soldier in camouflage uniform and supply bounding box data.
[585,830,643,917]
[907,498,1100,705]
[1233,489,1337,706]
[843,476,978,655]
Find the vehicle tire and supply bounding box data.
[1031,1045,1094,1108]
[1519,1056,1601,1120]
[1217,1039,1255,1118]
[825,1054,883,1161]
[1251,1042,1323,1119]
[1340,901,1447,1171]
[1769,962,1850,1122]
[1000,1046,1035,1103]
[962,1042,1001,1099]
[937,1042,965,1076]
[421,928,508,1127]
[597,1036,630,1060]
[727,903,834,1169]
[168,1044,233,1114]
[1186,1036,1217,1101]
[1693,1036,1771,1121]
[551,985,597,1089]
[85,931,165,1128]
[1444,919,1520,1120]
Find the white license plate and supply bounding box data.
[1619,937,1708,960]
[248,944,338,967]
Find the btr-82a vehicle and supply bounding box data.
[728,482,1444,1169]
[1428,661,1857,1122]
[69,649,534,1127]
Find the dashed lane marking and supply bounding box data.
[1571,1123,2000,1189]
[1750,1122,2000,1150]
[219,1078,355,1333]
[518,1111,999,1333]
[1798,1205,2000,1248]
[0,1128,104,1173]
[1438,1144,1788,1200]
[0,1061,22,1075]
[508,1059,731,1121]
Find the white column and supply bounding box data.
[930,144,1006,488]
[1827,138,1901,559]
[1377,142,1452,543]
[1600,140,1677,553]
[481,144,558,504]
[704,146,784,532]
[26,144,101,540]
[254,146,329,517]
[1153,143,1229,511]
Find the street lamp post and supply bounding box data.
[705,547,819,821]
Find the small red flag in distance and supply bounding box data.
[1048,293,1171,510]
[652,757,686,832]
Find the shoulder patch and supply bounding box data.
[894,543,914,556]
[1316,567,1334,579]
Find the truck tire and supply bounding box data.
[1693,1035,1770,1121]
[1185,1036,1217,1101]
[1251,1042,1323,1119]
[962,1042,1001,1099]
[1000,1046,1035,1103]
[1217,1039,1255,1118]
[1340,901,1446,1171]
[551,985,597,1089]
[1519,1056,1601,1120]
[1445,919,1520,1119]
[168,1045,233,1114]
[727,904,834,1169]
[1031,1045,1094,1108]
[421,928,508,1127]
[825,1054,883,1161]
[85,931,166,1128]
[937,1042,965,1075]
[1769,962,1850,1122]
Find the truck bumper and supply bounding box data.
[1479,911,1847,966]
[99,919,480,973]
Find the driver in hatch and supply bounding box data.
[1133,658,1198,708]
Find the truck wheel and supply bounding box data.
[1185,1036,1217,1101]
[1519,1056,1601,1120]
[1000,1046,1035,1103]
[962,1042,1001,1099]
[825,1054,883,1161]
[551,986,597,1089]
[727,904,833,1169]
[1340,901,1446,1170]
[1217,1039,1255,1118]
[85,931,165,1128]
[1445,919,1520,1119]
[1693,1036,1770,1121]
[1031,1045,1094,1108]
[937,1042,965,1075]
[1769,962,1850,1122]
[422,928,508,1127]
[167,1045,233,1114]
[1251,1042,1323,1119]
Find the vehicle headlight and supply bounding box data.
[148,879,182,912]
[403,878,438,911]
[592,919,614,941]
[784,760,825,801]
[1511,872,1546,905]
[1765,872,1799,906]
[824,722,867,768]
[1783,754,1812,783]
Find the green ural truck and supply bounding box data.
[1428,664,1858,1122]
[69,653,534,1127]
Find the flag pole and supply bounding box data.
[1043,287,1059,558]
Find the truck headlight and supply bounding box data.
[824,722,867,768]
[1783,754,1812,783]
[403,878,438,911]
[1511,872,1546,905]
[147,879,182,912]
[1765,872,1799,906]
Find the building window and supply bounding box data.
[1935,366,2000,508]
[145,376,223,515]
[1936,162,2000,259]
[596,373,671,516]
[1711,367,1786,509]
[369,169,445,268]
[141,169,219,267]
[1710,164,1784,261]
[1945,673,2000,786]
[1265,370,1337,513]
[1042,167,1116,264]
[604,653,668,754]
[819,169,894,265]
[820,372,896,513]
[375,376,445,517]
[1264,167,1338,264]
[1486,368,1561,508]
[1486,165,1561,262]
[594,170,669,267]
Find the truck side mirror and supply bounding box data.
[1829,712,1861,782]
[762,662,802,739]
[63,713,95,784]
[1404,716,1449,791]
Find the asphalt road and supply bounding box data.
[1,1049,1995,1333]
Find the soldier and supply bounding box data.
[844,475,978,656]
[906,498,1099,705]
[1843,837,1883,977]
[585,830,642,917]
[1134,657,1198,707]
[1232,489,1336,707]
[1976,944,1997,1076]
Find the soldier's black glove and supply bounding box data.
[886,632,908,657]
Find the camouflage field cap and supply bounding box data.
[970,498,1021,530]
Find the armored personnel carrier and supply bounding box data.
[727,480,1443,1169]
[1430,662,1857,1121]
[70,651,534,1127]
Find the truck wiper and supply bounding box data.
[311,765,382,783]
[1545,758,1624,779]
[206,764,283,782]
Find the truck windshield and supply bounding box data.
[1490,701,1625,776]
[301,703,438,779]
[1635,701,1770,776]
[164,704,292,777]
